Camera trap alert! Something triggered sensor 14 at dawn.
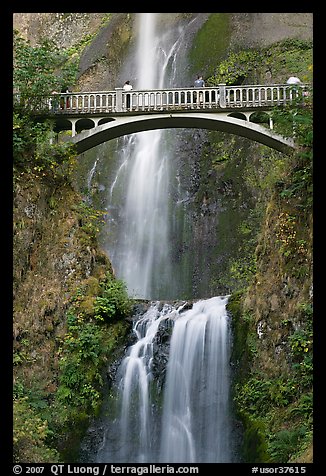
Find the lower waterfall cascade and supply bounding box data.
[82,295,237,463]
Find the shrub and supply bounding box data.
[269,427,307,462]
[94,273,132,322]
[13,397,60,463]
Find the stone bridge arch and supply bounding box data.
[69,112,295,155]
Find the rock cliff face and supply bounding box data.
[13,173,110,397]
[229,13,312,48]
[13,12,313,462]
[13,13,312,91]
[13,13,107,48]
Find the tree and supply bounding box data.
[13,29,78,112]
[13,30,78,169]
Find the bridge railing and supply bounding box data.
[14,84,311,115]
[119,87,222,112]
[225,84,310,108]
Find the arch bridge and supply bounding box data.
[42,83,309,155]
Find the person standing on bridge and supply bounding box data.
[286,75,303,101]
[194,75,205,87]
[60,86,70,110]
[286,75,302,84]
[123,80,133,109]
[50,90,59,112]
[194,75,205,106]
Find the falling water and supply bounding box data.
[93,296,233,463]
[160,296,232,463]
[82,13,237,464]
[103,13,192,299]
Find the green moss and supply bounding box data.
[227,291,254,379]
[189,13,231,78]
[264,39,313,83]
[43,270,132,461]
[242,415,270,463]
[207,38,312,86]
[193,131,263,294]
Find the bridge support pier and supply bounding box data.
[269,116,274,130]
[67,118,78,137]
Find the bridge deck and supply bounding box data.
[16,83,309,155]
[38,83,309,116]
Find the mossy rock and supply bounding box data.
[189,13,231,78]
[78,296,96,317]
[84,275,100,296]
[242,414,270,463]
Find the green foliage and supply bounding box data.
[275,211,311,268]
[13,114,49,166]
[231,297,313,462]
[74,201,106,244]
[207,38,312,86]
[58,326,102,410]
[14,124,77,181]
[272,90,313,146]
[290,393,313,420]
[13,397,60,463]
[233,372,312,462]
[55,306,129,422]
[235,376,298,416]
[207,50,262,86]
[58,272,131,391]
[272,93,313,209]
[229,254,256,286]
[269,427,307,462]
[51,272,131,457]
[14,30,78,112]
[264,39,313,83]
[94,273,132,322]
[288,308,313,390]
[228,214,258,288]
[13,30,79,177]
[289,330,312,359]
[230,300,313,462]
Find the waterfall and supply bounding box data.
[106,13,169,299]
[81,13,236,464]
[103,13,192,300]
[93,296,233,463]
[160,296,232,463]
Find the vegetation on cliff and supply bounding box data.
[13,28,132,463]
[13,14,313,464]
[222,45,313,462]
[189,20,313,461]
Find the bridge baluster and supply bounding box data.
[42,83,308,124]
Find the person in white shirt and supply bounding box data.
[123,80,133,109]
[286,76,302,84]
